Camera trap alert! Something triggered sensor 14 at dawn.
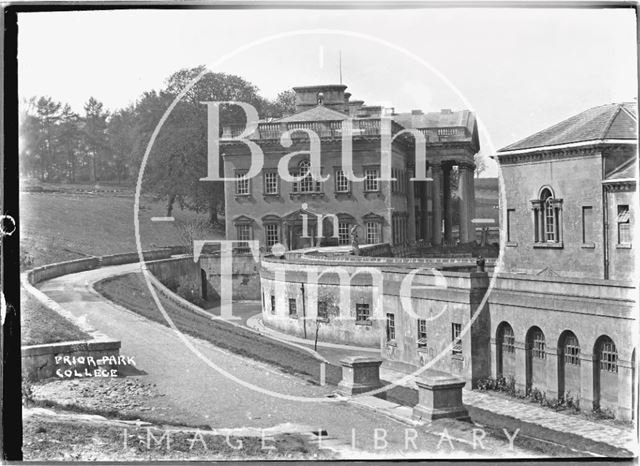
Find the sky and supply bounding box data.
[17,7,638,177]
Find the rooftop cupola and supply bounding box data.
[292,84,349,114]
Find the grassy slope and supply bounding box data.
[20,190,220,268]
[94,272,342,385]
[19,189,221,345]
[21,293,91,346]
[95,273,634,458]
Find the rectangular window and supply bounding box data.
[235,170,250,195]
[270,295,276,314]
[365,222,381,244]
[317,301,328,321]
[502,330,515,354]
[564,336,580,365]
[507,209,515,242]
[335,169,350,193]
[236,224,251,248]
[452,323,462,355]
[265,224,279,247]
[264,171,279,195]
[544,201,556,242]
[582,206,593,243]
[355,303,371,324]
[417,319,427,349]
[364,168,380,192]
[288,298,297,317]
[391,168,398,192]
[386,313,395,341]
[532,330,546,359]
[600,342,618,373]
[292,162,322,193]
[300,172,314,193]
[338,222,351,245]
[618,205,631,244]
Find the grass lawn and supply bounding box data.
[19,188,222,346]
[20,190,221,268]
[21,293,90,346]
[94,272,342,386]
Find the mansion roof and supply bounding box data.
[393,109,477,134]
[275,105,350,123]
[221,83,479,150]
[499,102,638,153]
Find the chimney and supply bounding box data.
[348,99,364,117]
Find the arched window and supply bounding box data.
[317,92,324,105]
[292,160,321,193]
[541,189,556,242]
[532,187,563,244]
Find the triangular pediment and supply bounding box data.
[232,215,255,224]
[283,208,315,221]
[275,105,350,123]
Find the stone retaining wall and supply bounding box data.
[199,252,261,300]
[22,339,122,381]
[22,247,182,381]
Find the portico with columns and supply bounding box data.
[396,107,481,248]
[416,155,477,248]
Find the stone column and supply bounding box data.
[407,165,416,243]
[514,341,528,393]
[458,164,472,243]
[282,221,289,250]
[537,208,544,243]
[580,353,595,412]
[617,359,634,421]
[557,203,563,244]
[421,179,430,243]
[443,164,453,243]
[431,163,443,245]
[546,347,559,400]
[467,164,476,242]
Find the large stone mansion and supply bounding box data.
[221,84,480,251]
[253,100,637,420]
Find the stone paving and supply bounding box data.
[462,390,637,453]
[379,366,638,453]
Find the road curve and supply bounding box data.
[35,263,495,456]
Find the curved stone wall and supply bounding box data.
[259,253,491,384]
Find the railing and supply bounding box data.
[223,121,471,143]
[418,126,470,143]
[223,118,407,140]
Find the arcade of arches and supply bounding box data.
[494,321,636,418]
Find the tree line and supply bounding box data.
[19,66,296,224]
[20,65,490,225]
